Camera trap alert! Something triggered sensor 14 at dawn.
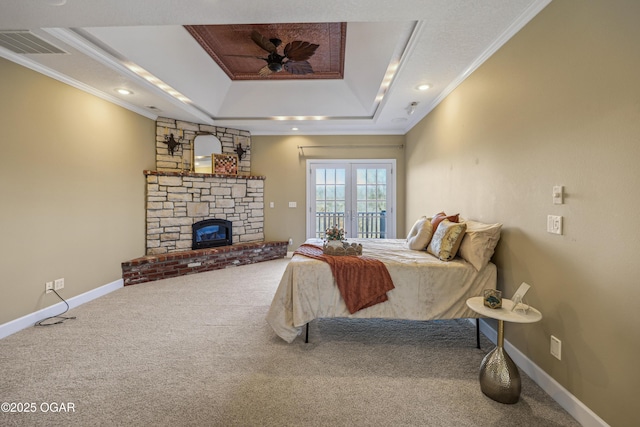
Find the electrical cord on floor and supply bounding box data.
[34,289,76,327]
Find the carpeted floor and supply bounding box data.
[0,258,580,426]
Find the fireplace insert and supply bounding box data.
[192,219,232,249]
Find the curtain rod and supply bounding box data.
[297,144,404,150]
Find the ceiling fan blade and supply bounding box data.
[284,41,319,61]
[251,30,277,53]
[225,54,266,61]
[283,60,314,75]
[258,65,274,77]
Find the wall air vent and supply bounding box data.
[0,31,67,54]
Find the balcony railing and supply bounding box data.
[315,211,386,239]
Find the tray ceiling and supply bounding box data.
[0,0,552,135]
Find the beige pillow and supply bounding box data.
[427,220,467,261]
[406,216,426,240]
[458,220,502,271]
[406,216,433,250]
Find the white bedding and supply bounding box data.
[266,239,497,343]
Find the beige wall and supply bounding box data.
[405,1,640,425]
[0,58,155,325]
[251,135,406,248]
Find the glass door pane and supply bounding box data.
[313,167,347,239]
[353,166,389,238]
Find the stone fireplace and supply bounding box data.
[144,118,265,255]
[120,118,287,286]
[145,170,265,255]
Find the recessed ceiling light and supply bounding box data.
[124,63,193,104]
[116,88,133,95]
[417,84,431,91]
[291,127,299,131]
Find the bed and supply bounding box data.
[266,217,502,343]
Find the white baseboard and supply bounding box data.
[477,319,609,427]
[0,279,123,340]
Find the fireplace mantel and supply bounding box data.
[144,170,266,180]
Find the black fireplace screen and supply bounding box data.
[192,219,232,249]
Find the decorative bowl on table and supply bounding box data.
[483,289,502,309]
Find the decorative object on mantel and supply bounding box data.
[163,128,184,156]
[322,241,363,256]
[212,153,239,175]
[234,136,250,160]
[483,289,502,309]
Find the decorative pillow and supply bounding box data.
[406,216,426,240]
[427,220,467,261]
[431,212,459,233]
[458,220,503,271]
[406,216,434,250]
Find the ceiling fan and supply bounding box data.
[233,30,320,76]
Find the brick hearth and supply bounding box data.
[122,241,287,286]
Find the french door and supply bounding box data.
[307,160,396,240]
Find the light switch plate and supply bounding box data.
[553,185,564,204]
[288,202,297,208]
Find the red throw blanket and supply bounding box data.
[294,244,395,314]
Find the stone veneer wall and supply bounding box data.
[155,117,251,175]
[146,170,265,255]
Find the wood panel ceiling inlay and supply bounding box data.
[184,23,346,80]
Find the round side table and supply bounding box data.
[466,296,542,404]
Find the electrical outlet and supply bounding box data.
[288,238,293,245]
[45,281,54,294]
[550,335,562,360]
[54,278,64,291]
